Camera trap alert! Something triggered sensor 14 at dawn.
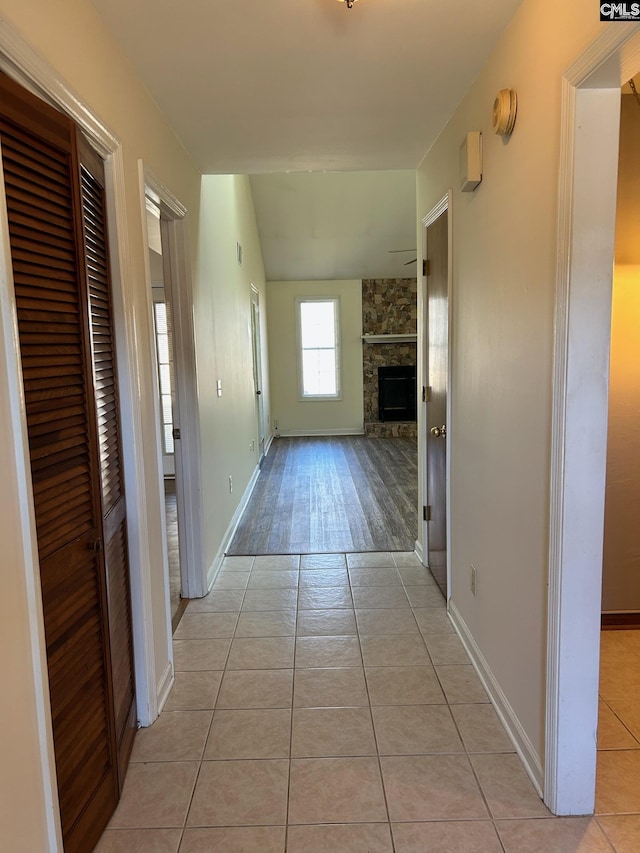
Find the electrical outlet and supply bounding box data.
[470,563,477,596]
[228,475,233,493]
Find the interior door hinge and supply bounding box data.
[172,427,181,441]
[423,259,430,277]
[423,505,431,522]
[423,386,432,403]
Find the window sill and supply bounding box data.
[361,334,417,343]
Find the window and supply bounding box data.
[153,301,175,453]
[297,298,340,399]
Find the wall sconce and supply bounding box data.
[337,0,358,8]
[492,89,518,136]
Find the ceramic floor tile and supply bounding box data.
[348,568,402,586]
[234,610,297,638]
[471,753,551,819]
[413,607,455,634]
[297,608,357,636]
[288,757,387,824]
[293,666,369,707]
[204,708,291,759]
[295,635,362,668]
[359,634,430,667]
[173,612,238,639]
[216,669,293,709]
[405,586,446,608]
[372,704,463,754]
[241,589,298,611]
[173,639,231,671]
[298,586,353,610]
[187,759,289,826]
[226,636,295,669]
[355,608,419,635]
[291,706,376,757]
[351,586,410,609]
[286,823,393,853]
[423,632,470,665]
[606,697,640,742]
[108,762,198,828]
[450,703,515,753]
[397,568,437,587]
[365,665,445,705]
[130,710,212,763]
[298,568,350,587]
[94,828,182,852]
[247,571,299,589]
[253,554,300,571]
[186,588,244,616]
[435,665,490,703]
[392,820,503,853]
[300,553,347,569]
[221,556,254,571]
[347,552,395,568]
[392,552,423,568]
[496,817,614,852]
[211,571,250,590]
[381,754,488,822]
[596,749,640,813]
[597,700,640,749]
[597,815,640,852]
[179,826,286,852]
[186,589,244,613]
[164,671,222,711]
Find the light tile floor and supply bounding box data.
[95,553,631,852]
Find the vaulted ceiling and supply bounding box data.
[92,0,524,278]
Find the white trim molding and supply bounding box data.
[278,428,366,437]
[450,602,543,794]
[207,465,262,589]
[546,22,640,815]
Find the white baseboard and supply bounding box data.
[277,428,365,437]
[154,660,174,721]
[448,600,544,796]
[414,539,425,565]
[205,464,262,591]
[264,432,274,455]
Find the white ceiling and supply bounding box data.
[250,170,416,280]
[91,0,523,280]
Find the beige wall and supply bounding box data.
[602,96,640,612]
[417,0,603,771]
[195,175,268,569]
[267,280,363,435]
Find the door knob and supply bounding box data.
[430,425,447,438]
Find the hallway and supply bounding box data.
[95,552,620,852]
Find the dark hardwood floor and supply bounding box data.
[228,436,418,555]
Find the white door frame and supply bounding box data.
[250,284,266,461]
[418,190,453,596]
[142,166,207,601]
[546,22,640,815]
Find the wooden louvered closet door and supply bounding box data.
[78,136,136,787]
[0,71,134,852]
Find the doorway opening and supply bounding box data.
[545,26,640,816]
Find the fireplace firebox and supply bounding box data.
[378,365,417,422]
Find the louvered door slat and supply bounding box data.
[80,142,136,787]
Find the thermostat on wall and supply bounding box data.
[460,131,482,192]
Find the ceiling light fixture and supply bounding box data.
[337,0,358,8]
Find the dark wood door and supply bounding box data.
[426,210,449,597]
[0,72,134,850]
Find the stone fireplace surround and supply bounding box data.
[362,278,418,440]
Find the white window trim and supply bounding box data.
[295,296,342,401]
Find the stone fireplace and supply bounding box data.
[362,278,417,440]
